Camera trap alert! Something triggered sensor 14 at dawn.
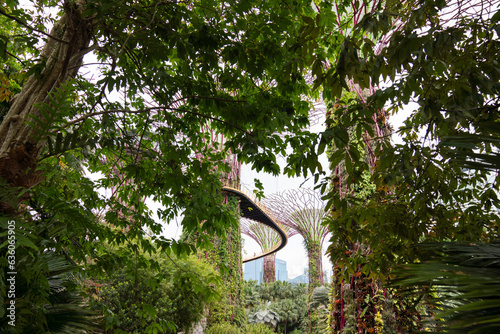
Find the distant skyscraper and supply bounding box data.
[244,257,263,283]
[244,258,288,284]
[241,218,297,283]
[275,258,288,282]
[288,268,308,285]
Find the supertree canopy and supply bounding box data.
[241,218,297,283]
[264,188,329,290]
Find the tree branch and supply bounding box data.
[186,95,247,103]
[0,8,70,44]
[5,50,26,65]
[66,106,252,136]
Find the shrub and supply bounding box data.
[91,253,218,333]
[288,330,302,334]
[247,323,276,334]
[205,322,243,334]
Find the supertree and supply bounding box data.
[264,188,329,290]
[320,1,417,332]
[241,217,297,283]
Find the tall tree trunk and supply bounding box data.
[307,240,323,290]
[0,0,95,214]
[263,253,276,283]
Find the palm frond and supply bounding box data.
[391,241,500,333]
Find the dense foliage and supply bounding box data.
[205,322,276,334]
[89,250,218,334]
[322,0,500,277]
[2,0,499,332]
[392,241,500,333]
[243,280,324,334]
[0,220,96,333]
[205,196,246,327]
[0,0,327,331]
[317,0,500,332]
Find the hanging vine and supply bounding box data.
[203,194,246,327]
[325,94,423,333]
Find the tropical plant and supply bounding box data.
[205,322,277,334]
[310,286,329,309]
[316,0,500,331]
[272,299,303,334]
[247,323,276,334]
[248,310,279,329]
[205,322,243,334]
[0,217,97,334]
[244,280,262,309]
[246,281,308,334]
[392,241,500,333]
[90,248,218,334]
[321,0,500,276]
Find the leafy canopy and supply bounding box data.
[318,0,500,279]
[0,0,334,331]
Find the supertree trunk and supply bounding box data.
[241,217,297,283]
[262,253,276,284]
[306,240,323,289]
[264,188,328,292]
[319,0,405,332]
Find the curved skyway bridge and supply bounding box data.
[222,180,288,263]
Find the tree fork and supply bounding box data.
[0,0,96,213]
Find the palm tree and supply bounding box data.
[273,299,300,334]
[0,220,97,333]
[244,280,261,310]
[392,241,500,333]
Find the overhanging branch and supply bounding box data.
[0,8,70,44]
[66,106,252,136]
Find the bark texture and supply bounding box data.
[0,0,95,213]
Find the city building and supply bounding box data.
[288,268,308,285]
[244,257,288,284]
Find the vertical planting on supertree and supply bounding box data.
[181,123,246,327]
[241,218,297,283]
[264,188,329,291]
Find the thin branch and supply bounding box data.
[66,106,252,136]
[185,95,248,103]
[115,1,164,62]
[5,50,27,65]
[0,8,70,44]
[70,61,114,70]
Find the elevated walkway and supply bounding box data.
[222,180,288,263]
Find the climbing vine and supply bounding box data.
[203,194,246,328]
[325,94,424,333]
[262,254,276,284]
[306,241,323,291]
[328,260,417,334]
